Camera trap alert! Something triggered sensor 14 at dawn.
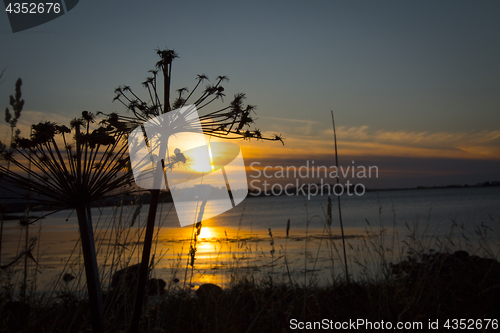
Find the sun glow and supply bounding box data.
[198,227,214,240]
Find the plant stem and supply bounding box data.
[22,221,28,302]
[130,51,173,332]
[130,189,159,333]
[331,110,349,284]
[76,204,105,333]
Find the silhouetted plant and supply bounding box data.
[112,49,284,144]
[0,77,25,267]
[5,78,24,143]
[0,111,132,333]
[109,48,283,333]
[331,111,349,284]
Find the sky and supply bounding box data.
[1,0,499,189]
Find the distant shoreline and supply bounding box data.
[247,180,500,197]
[1,181,498,215]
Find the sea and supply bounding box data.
[1,187,499,293]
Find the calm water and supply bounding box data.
[2,187,499,292]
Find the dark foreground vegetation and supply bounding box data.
[2,249,499,332]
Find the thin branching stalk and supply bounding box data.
[331,110,349,284]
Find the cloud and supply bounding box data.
[4,111,498,161]
[237,125,500,161]
[257,116,319,136]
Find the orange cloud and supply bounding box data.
[236,125,500,161]
[3,113,499,163]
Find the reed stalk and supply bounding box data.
[331,110,349,284]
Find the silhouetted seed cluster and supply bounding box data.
[110,48,284,144]
[269,228,275,256]
[189,222,202,268]
[0,111,133,210]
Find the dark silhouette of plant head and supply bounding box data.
[155,48,179,69]
[111,48,284,145]
[0,111,132,217]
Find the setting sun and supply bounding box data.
[198,227,214,239]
